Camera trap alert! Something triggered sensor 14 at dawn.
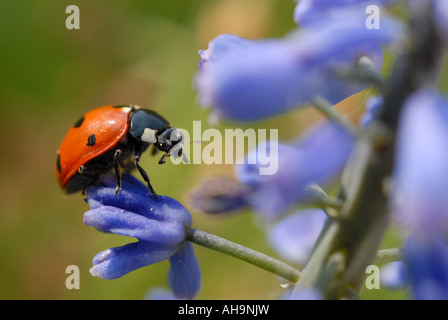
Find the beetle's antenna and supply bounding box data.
[167,140,201,164]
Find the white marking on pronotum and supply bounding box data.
[141,128,158,143]
[121,106,134,113]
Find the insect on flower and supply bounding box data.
[84,173,201,299]
[55,105,184,198]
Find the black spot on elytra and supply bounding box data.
[87,134,96,146]
[73,116,85,128]
[56,154,61,173]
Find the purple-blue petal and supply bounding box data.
[83,206,187,245]
[143,287,183,300]
[268,209,326,265]
[292,121,356,181]
[235,121,355,217]
[198,34,253,68]
[359,96,382,128]
[90,241,180,280]
[196,5,401,122]
[435,1,448,42]
[236,141,301,217]
[392,90,448,234]
[168,242,201,299]
[404,234,448,300]
[189,176,249,214]
[284,287,323,300]
[95,172,151,196]
[380,261,409,290]
[196,32,379,122]
[86,174,192,226]
[196,37,310,121]
[294,0,397,27]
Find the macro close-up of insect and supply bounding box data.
[55,105,184,197]
[2,0,448,306]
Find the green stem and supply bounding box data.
[185,227,301,283]
[304,183,343,218]
[375,248,403,265]
[311,96,361,138]
[335,56,386,94]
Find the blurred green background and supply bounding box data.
[0,0,406,299]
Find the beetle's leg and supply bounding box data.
[76,166,87,195]
[158,152,170,164]
[77,165,94,195]
[113,149,122,195]
[133,147,158,200]
[150,144,159,156]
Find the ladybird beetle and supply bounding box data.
[55,105,183,198]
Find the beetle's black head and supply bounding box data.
[156,127,183,163]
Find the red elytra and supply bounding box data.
[55,105,131,190]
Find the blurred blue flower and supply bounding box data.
[293,0,396,27]
[434,0,448,42]
[393,90,448,233]
[359,96,382,128]
[189,176,250,214]
[404,234,448,300]
[268,209,326,265]
[195,10,400,122]
[380,261,409,290]
[84,174,201,299]
[144,287,183,300]
[283,287,323,300]
[392,90,448,299]
[235,121,355,218]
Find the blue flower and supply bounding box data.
[393,90,448,233]
[380,261,409,290]
[144,287,183,300]
[404,234,448,300]
[268,209,326,265]
[195,13,399,122]
[235,121,355,218]
[294,0,396,27]
[84,174,201,299]
[434,0,448,42]
[392,90,448,299]
[168,241,201,298]
[283,287,323,300]
[189,176,250,214]
[359,96,382,128]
